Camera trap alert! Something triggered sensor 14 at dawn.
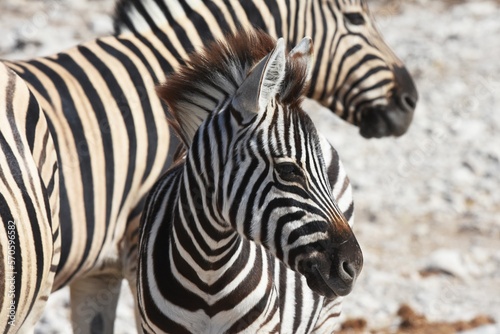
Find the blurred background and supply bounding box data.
[1,0,499,333]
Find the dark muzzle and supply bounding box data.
[299,233,363,299]
[359,65,418,138]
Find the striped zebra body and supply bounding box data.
[0,0,413,331]
[5,34,176,291]
[3,33,178,332]
[0,63,60,333]
[138,31,363,334]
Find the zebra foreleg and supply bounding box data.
[69,270,122,334]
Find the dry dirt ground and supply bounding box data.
[1,0,499,333]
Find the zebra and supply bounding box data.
[138,30,363,334]
[0,63,60,332]
[113,0,419,139]
[1,0,413,332]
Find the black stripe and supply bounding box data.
[88,40,141,225]
[223,1,240,32]
[345,69,391,107]
[273,211,307,261]
[291,0,300,46]
[208,241,258,316]
[45,163,57,198]
[28,59,95,284]
[264,0,283,37]
[233,157,259,238]
[24,93,40,153]
[0,132,44,328]
[141,207,191,333]
[307,1,333,98]
[49,51,116,257]
[153,208,206,311]
[4,75,46,317]
[0,193,21,334]
[304,293,322,333]
[346,78,393,111]
[11,63,53,106]
[154,0,195,53]
[343,202,354,221]
[178,1,214,50]
[225,258,270,332]
[36,130,50,178]
[205,2,232,35]
[44,117,72,283]
[292,271,303,333]
[241,1,266,30]
[131,1,186,62]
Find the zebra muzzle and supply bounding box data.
[299,235,363,299]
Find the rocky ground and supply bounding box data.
[1,0,499,333]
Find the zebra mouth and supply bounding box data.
[359,106,394,139]
[358,95,415,139]
[303,265,351,299]
[318,265,354,297]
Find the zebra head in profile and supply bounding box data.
[138,30,363,333]
[114,0,418,138]
[303,0,419,138]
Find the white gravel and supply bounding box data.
[1,0,499,332]
[308,0,500,331]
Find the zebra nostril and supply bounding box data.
[399,92,417,112]
[341,261,356,281]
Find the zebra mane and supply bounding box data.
[113,0,172,34]
[156,30,309,147]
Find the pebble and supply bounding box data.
[423,247,497,281]
[460,324,500,334]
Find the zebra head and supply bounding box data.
[229,37,363,298]
[307,0,418,138]
[159,31,363,298]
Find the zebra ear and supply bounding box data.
[288,36,314,82]
[232,38,286,122]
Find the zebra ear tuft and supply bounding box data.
[288,37,314,83]
[232,38,286,123]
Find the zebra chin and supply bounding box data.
[297,235,363,299]
[358,102,415,139]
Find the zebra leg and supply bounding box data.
[69,269,122,334]
[0,63,60,333]
[120,214,142,333]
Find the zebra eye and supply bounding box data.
[275,162,305,184]
[345,12,365,26]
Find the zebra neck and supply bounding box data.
[172,158,239,262]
